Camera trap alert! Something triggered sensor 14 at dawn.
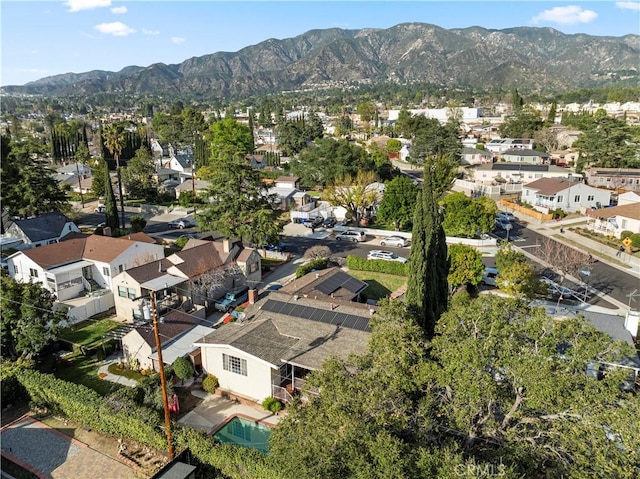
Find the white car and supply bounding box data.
[380,235,409,247]
[168,216,197,229]
[94,204,106,213]
[367,250,408,263]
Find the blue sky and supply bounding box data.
[2,1,639,86]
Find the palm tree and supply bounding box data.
[102,122,127,229]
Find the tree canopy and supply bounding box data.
[270,296,640,478]
[0,275,66,359]
[441,192,497,237]
[376,175,418,231]
[323,171,380,224]
[447,244,484,292]
[0,134,69,218]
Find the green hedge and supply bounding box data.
[295,258,328,278]
[14,369,282,478]
[16,368,166,449]
[346,255,408,276]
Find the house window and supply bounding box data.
[249,262,258,273]
[574,195,581,202]
[599,178,604,183]
[621,219,628,228]
[29,268,39,278]
[103,267,110,277]
[557,196,563,203]
[223,353,247,376]
[128,288,136,300]
[118,264,124,274]
[118,286,128,298]
[524,190,530,196]
[587,195,594,201]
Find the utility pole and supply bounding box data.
[75,161,85,208]
[191,159,196,217]
[150,291,175,460]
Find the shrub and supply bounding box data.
[550,208,566,219]
[173,237,189,250]
[173,356,194,381]
[262,396,283,414]
[295,258,328,278]
[630,233,640,249]
[346,255,408,276]
[130,216,147,233]
[202,374,219,393]
[620,230,633,240]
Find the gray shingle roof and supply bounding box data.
[12,212,74,242]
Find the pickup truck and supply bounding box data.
[214,286,249,312]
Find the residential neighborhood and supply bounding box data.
[1,21,640,479]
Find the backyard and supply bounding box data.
[347,270,407,301]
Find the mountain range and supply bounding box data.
[3,23,639,97]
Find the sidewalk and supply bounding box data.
[525,217,640,279]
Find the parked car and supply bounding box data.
[322,217,337,228]
[495,218,513,231]
[335,230,367,242]
[266,242,287,252]
[380,235,409,247]
[168,216,197,229]
[367,250,408,263]
[481,267,499,286]
[302,216,324,228]
[214,286,250,312]
[94,204,106,213]
[497,212,517,222]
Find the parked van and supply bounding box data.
[335,230,367,243]
[482,267,499,286]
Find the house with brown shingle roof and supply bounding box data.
[586,203,640,237]
[6,235,164,303]
[521,178,611,213]
[112,238,261,321]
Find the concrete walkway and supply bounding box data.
[178,391,281,433]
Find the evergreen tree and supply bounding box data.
[103,161,119,233]
[405,169,449,337]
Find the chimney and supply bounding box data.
[248,289,257,305]
[222,238,231,253]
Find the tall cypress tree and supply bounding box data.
[406,166,449,338]
[103,160,119,233]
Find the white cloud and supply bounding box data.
[94,22,135,36]
[142,29,160,35]
[616,1,640,11]
[531,5,598,25]
[171,36,186,44]
[111,6,127,14]
[64,0,111,13]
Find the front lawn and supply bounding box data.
[347,270,407,301]
[58,319,120,349]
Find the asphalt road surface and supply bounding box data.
[493,222,637,309]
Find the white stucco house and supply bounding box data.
[586,203,640,237]
[461,147,493,166]
[485,138,534,156]
[7,233,163,302]
[500,148,551,165]
[472,163,577,185]
[2,212,81,250]
[194,268,372,404]
[121,309,212,372]
[618,191,640,206]
[521,178,611,214]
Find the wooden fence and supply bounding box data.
[500,200,553,222]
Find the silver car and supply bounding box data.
[335,230,367,242]
[367,250,408,263]
[168,216,197,229]
[380,235,409,247]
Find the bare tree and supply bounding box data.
[188,264,244,305]
[303,245,332,261]
[536,237,590,284]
